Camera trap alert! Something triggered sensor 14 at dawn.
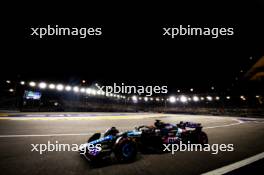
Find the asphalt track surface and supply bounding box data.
[0,112,264,175]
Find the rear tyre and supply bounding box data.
[196,131,208,145]
[183,131,208,145]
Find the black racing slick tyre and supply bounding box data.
[183,131,208,145]
[196,131,208,145]
[114,139,137,163]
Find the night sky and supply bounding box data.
[1,1,264,92]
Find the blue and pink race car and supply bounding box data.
[79,120,208,163]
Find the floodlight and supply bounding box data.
[132,95,138,102]
[73,86,79,92]
[193,96,199,102]
[65,86,72,91]
[29,81,36,87]
[85,88,91,94]
[91,89,96,95]
[56,84,64,91]
[240,95,246,101]
[169,96,176,103]
[39,82,47,89]
[9,88,14,92]
[80,88,86,93]
[180,95,187,103]
[49,84,55,89]
[206,96,213,101]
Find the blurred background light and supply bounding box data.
[56,84,64,91]
[49,84,55,89]
[29,81,36,87]
[39,82,47,89]
[180,95,188,103]
[169,96,176,103]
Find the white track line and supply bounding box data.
[0,133,93,138]
[0,127,133,138]
[201,152,264,175]
[204,119,244,129]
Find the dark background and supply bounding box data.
[1,1,264,92]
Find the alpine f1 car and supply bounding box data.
[79,120,208,163]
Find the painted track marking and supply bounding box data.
[203,119,244,129]
[201,152,264,175]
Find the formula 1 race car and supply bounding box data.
[79,120,208,163]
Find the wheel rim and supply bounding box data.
[122,143,134,158]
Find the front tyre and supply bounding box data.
[114,139,137,163]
